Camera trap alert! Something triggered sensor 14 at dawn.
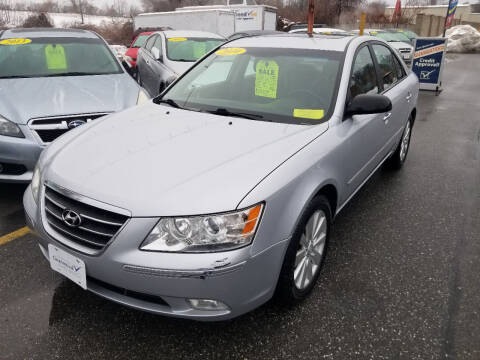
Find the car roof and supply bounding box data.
[0,28,99,39]
[159,30,225,40]
[227,33,355,52]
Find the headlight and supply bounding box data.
[0,115,24,138]
[141,203,264,253]
[31,164,41,203]
[136,89,150,105]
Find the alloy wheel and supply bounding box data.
[294,210,327,290]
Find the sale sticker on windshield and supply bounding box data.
[216,48,246,56]
[255,60,279,99]
[45,44,67,70]
[293,109,325,120]
[0,38,32,45]
[168,37,187,42]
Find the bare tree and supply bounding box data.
[70,0,89,23]
[141,0,181,12]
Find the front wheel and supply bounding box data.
[386,116,413,170]
[275,195,331,304]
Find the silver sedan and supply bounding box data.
[24,33,419,320]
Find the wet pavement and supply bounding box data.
[1,54,479,360]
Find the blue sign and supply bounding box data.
[411,38,447,88]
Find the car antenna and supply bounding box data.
[307,0,315,37]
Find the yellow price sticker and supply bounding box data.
[0,38,32,46]
[370,31,377,35]
[168,37,187,42]
[255,60,279,99]
[322,31,332,35]
[216,47,246,56]
[293,109,325,120]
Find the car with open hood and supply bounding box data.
[24,33,419,320]
[0,28,149,182]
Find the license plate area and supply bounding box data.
[48,244,87,289]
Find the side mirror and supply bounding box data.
[345,94,392,117]
[152,47,162,61]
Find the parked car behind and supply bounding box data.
[0,28,149,182]
[25,33,419,320]
[227,30,284,41]
[385,29,418,43]
[124,31,154,68]
[353,29,414,64]
[136,30,225,97]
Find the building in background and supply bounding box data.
[385,3,480,36]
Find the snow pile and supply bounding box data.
[0,10,128,28]
[446,25,480,53]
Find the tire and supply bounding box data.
[275,195,332,305]
[386,115,413,170]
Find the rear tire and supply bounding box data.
[275,195,332,305]
[386,115,413,170]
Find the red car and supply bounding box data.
[125,32,154,67]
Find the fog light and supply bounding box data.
[187,298,229,311]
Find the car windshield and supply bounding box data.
[0,37,122,79]
[402,30,418,40]
[132,34,150,48]
[374,32,408,42]
[166,37,224,62]
[157,46,343,124]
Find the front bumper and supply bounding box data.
[24,186,289,321]
[0,125,44,183]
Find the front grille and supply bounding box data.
[399,48,411,53]
[0,162,27,175]
[29,113,108,144]
[44,186,129,252]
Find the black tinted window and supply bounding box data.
[372,44,399,91]
[349,46,378,98]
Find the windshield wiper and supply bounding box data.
[0,75,36,79]
[173,59,194,62]
[43,72,101,77]
[205,108,264,120]
[155,98,182,108]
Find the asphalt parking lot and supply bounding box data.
[1,53,479,360]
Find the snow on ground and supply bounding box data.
[446,25,480,53]
[0,10,129,28]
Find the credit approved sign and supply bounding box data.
[412,37,448,92]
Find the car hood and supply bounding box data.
[0,74,140,124]
[45,104,328,216]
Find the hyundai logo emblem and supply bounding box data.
[61,209,82,227]
[68,120,86,129]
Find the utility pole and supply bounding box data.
[307,0,314,37]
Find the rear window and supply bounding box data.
[166,37,224,62]
[0,37,122,79]
[132,34,150,48]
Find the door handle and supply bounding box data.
[406,92,412,101]
[383,112,392,123]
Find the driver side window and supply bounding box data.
[349,46,378,99]
[144,35,156,52]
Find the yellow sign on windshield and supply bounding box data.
[45,44,67,70]
[216,48,246,56]
[168,37,187,42]
[255,60,279,99]
[293,109,325,120]
[0,38,32,45]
